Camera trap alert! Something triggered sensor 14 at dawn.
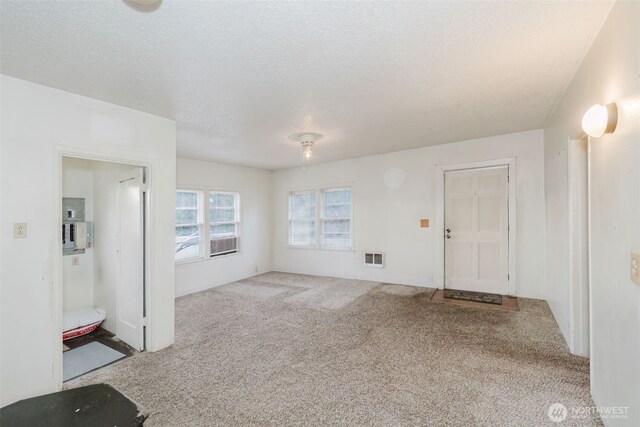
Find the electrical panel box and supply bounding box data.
[62,197,93,256]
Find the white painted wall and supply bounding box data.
[544,109,572,346]
[62,157,95,310]
[272,130,547,298]
[175,157,273,297]
[0,76,176,406]
[544,1,640,424]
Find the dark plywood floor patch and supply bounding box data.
[65,327,136,357]
[443,288,502,305]
[0,384,146,427]
[431,289,519,311]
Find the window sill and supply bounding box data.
[320,247,355,253]
[286,246,355,253]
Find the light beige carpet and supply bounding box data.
[68,272,598,426]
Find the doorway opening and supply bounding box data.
[60,156,147,382]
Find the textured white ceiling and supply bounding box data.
[1,1,613,169]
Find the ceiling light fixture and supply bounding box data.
[290,132,323,169]
[582,103,618,138]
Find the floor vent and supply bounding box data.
[364,252,384,268]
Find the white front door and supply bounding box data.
[117,167,145,351]
[444,166,509,295]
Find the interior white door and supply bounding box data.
[444,166,508,295]
[117,167,145,351]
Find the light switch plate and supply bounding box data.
[631,252,640,286]
[13,223,27,238]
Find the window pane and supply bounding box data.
[176,191,198,208]
[324,204,350,218]
[290,220,315,246]
[323,219,350,234]
[209,191,240,256]
[291,192,315,219]
[176,244,200,261]
[210,223,236,238]
[289,191,316,246]
[176,225,198,237]
[325,187,351,204]
[210,207,235,223]
[209,192,238,224]
[175,225,200,260]
[176,191,201,261]
[176,208,198,225]
[321,187,352,249]
[210,192,235,208]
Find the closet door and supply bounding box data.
[117,167,145,351]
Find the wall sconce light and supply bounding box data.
[581,103,618,138]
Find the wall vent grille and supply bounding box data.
[364,252,384,268]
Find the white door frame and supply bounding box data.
[435,158,517,295]
[52,146,153,389]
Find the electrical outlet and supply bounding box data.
[72,256,80,266]
[631,252,640,286]
[13,223,27,239]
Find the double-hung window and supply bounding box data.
[209,191,240,257]
[175,190,202,261]
[288,190,316,247]
[320,187,352,249]
[288,186,353,250]
[175,189,240,261]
